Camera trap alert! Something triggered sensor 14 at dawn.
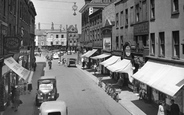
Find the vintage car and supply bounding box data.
[39,100,68,115]
[35,76,59,106]
[67,58,77,67]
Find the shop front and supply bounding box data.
[132,59,184,114]
[106,59,134,87]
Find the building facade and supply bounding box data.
[0,0,36,112]
[147,0,184,113]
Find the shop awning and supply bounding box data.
[100,56,121,67]
[107,59,130,72]
[81,50,91,57]
[132,60,184,97]
[91,53,110,60]
[85,49,97,58]
[4,57,32,82]
[115,59,134,83]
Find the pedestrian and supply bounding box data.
[11,85,16,108]
[27,82,32,94]
[13,85,20,112]
[81,57,84,68]
[23,82,27,94]
[32,62,37,71]
[48,59,52,69]
[157,101,166,115]
[93,63,97,74]
[170,99,180,115]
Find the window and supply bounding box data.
[120,36,123,50]
[56,41,58,45]
[9,0,13,12]
[150,33,155,55]
[120,11,124,27]
[116,36,119,49]
[56,35,58,38]
[159,32,165,57]
[116,13,119,28]
[150,0,155,19]
[142,0,147,21]
[61,35,64,38]
[130,6,134,25]
[172,31,180,58]
[70,41,72,43]
[125,9,128,27]
[3,0,7,16]
[41,41,44,46]
[172,0,179,14]
[135,4,140,22]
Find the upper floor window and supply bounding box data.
[172,0,179,14]
[159,32,165,57]
[150,0,155,20]
[125,9,128,27]
[116,13,119,28]
[61,35,64,38]
[56,35,59,38]
[130,6,134,25]
[3,0,7,16]
[116,36,119,49]
[150,33,155,55]
[120,36,123,50]
[172,31,180,59]
[135,4,140,22]
[120,11,124,27]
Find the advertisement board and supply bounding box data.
[103,37,111,51]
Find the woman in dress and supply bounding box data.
[157,101,166,115]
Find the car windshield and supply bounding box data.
[38,80,54,93]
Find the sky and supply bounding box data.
[31,0,85,33]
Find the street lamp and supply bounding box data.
[72,2,78,16]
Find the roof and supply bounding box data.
[39,76,56,80]
[40,101,66,113]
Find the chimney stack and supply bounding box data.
[38,22,40,30]
[51,22,54,30]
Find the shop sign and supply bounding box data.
[134,22,149,35]
[125,45,131,57]
[4,37,21,53]
[103,37,111,51]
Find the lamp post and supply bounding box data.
[72,2,78,16]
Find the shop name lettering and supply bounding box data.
[5,38,20,49]
[21,69,29,76]
[6,58,15,64]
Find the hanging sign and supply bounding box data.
[4,37,21,53]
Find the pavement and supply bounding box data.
[76,63,158,115]
[4,54,158,115]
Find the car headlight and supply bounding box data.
[51,95,55,98]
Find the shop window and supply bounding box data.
[150,33,155,55]
[150,0,155,20]
[159,32,165,57]
[172,31,180,59]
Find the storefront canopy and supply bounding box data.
[91,53,110,60]
[81,50,91,57]
[107,59,130,72]
[85,49,97,58]
[132,60,184,97]
[100,56,121,67]
[4,57,33,82]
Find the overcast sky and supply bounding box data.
[31,0,85,33]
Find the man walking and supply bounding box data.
[170,99,180,115]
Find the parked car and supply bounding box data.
[39,100,68,115]
[35,76,59,106]
[67,58,76,67]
